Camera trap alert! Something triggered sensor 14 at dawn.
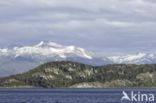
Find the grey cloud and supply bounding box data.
[0,0,156,55]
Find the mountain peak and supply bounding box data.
[34,41,63,48]
[0,41,93,60]
[35,41,45,47]
[32,41,93,59]
[109,52,156,64]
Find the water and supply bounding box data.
[0,88,155,103]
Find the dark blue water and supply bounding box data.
[0,88,155,103]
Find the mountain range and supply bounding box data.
[0,41,156,77]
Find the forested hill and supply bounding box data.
[0,61,156,88]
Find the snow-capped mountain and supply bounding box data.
[0,41,93,60]
[1,41,156,77]
[108,52,156,64]
[0,41,106,77]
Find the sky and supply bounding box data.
[0,0,156,56]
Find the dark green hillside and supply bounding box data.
[0,61,156,88]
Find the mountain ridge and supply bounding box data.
[1,41,156,64]
[0,41,93,59]
[1,41,156,77]
[1,61,156,88]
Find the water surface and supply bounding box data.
[0,88,155,103]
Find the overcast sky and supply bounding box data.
[0,0,156,55]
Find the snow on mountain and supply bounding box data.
[1,42,156,65]
[108,52,156,64]
[34,41,63,48]
[0,49,9,57]
[0,41,97,76]
[0,49,8,53]
[1,41,156,77]
[1,41,93,60]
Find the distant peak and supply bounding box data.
[0,41,94,60]
[34,41,63,48]
[35,41,45,47]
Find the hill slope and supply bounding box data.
[1,61,156,88]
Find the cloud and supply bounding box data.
[0,0,156,55]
